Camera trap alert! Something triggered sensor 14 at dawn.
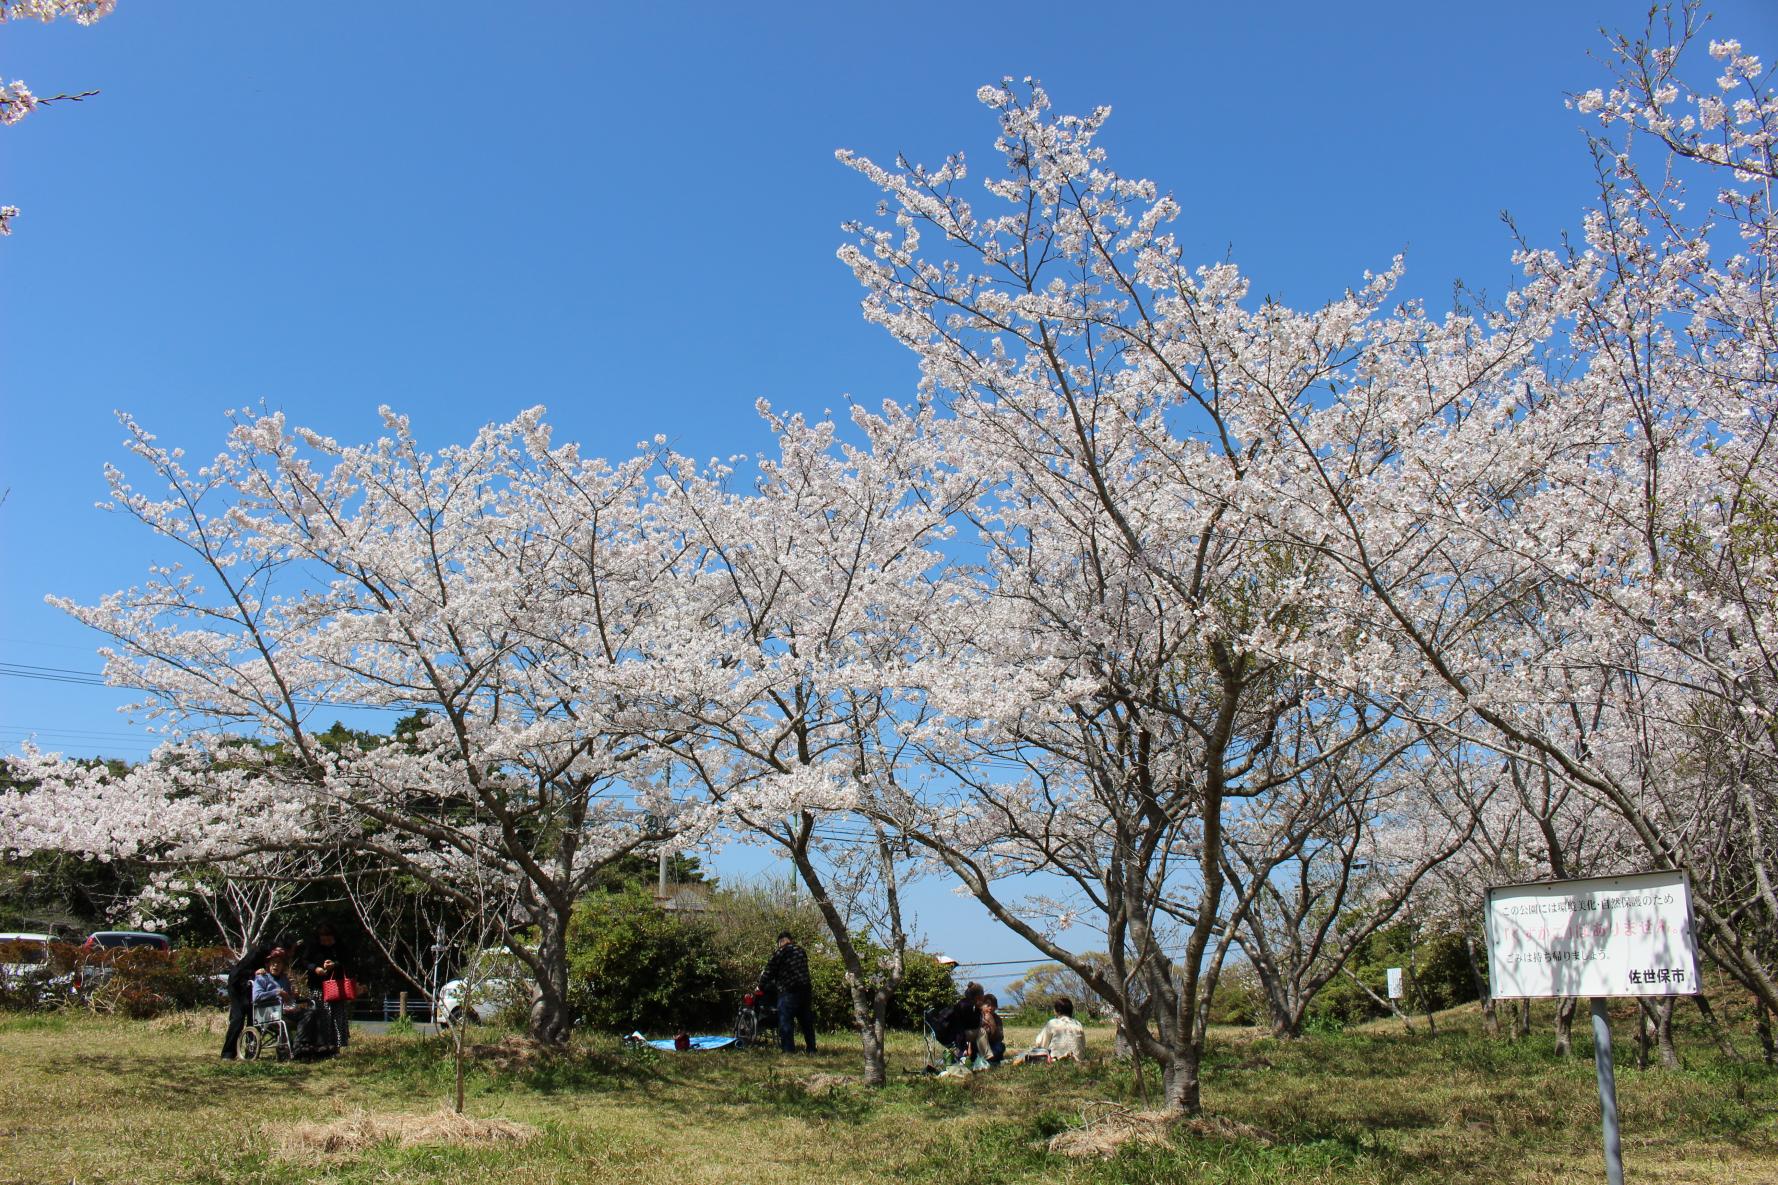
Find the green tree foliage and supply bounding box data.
[1004,956,1116,1020]
[566,885,727,1031]
[561,877,955,1035]
[1303,920,1476,1027]
[591,852,713,895]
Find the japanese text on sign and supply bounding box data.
[1484,870,1701,999]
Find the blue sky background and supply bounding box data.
[4,0,1775,973]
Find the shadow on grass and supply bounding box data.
[337,1035,659,1098]
[69,1050,319,1105]
[724,1074,878,1124]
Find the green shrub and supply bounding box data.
[563,880,955,1036]
[566,886,726,1032]
[1207,963,1266,1027]
[807,941,956,1031]
[1303,922,1478,1028]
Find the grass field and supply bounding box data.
[0,1004,1773,1184]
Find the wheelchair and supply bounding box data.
[240,999,293,1061]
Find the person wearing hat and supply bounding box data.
[758,931,816,1054]
[251,948,295,1007]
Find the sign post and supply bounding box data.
[1484,869,1702,1185]
[1590,999,1624,1185]
[1386,967,1404,1000]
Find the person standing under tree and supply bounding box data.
[759,931,816,1054]
[297,923,353,1049]
[220,939,277,1060]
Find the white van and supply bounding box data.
[0,932,57,1002]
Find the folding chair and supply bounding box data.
[922,1006,954,1071]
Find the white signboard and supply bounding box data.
[1385,967,1404,999]
[1486,870,1701,999]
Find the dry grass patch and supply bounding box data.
[1047,1102,1280,1159]
[801,1072,855,1093]
[146,1009,227,1036]
[1047,1104,1178,1158]
[465,1033,553,1072]
[268,1107,540,1156]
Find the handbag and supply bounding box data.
[321,977,342,1003]
[342,976,358,1002]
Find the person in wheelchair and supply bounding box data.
[243,949,303,1060]
[251,950,295,1009]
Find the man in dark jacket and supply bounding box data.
[221,940,278,1060]
[758,931,816,1054]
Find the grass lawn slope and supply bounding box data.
[0,1005,1772,1184]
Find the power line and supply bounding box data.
[0,722,165,742]
[950,957,1059,968]
[0,660,417,714]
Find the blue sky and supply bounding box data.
[4,0,1774,970]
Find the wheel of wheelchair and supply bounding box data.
[241,1027,262,1060]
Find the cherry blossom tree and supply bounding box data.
[1248,11,1778,1026]
[828,19,1777,1095]
[630,402,965,1086]
[5,408,701,1043]
[831,76,1499,1111]
[825,33,1777,1100]
[1,0,113,235]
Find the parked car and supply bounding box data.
[0,932,57,1001]
[437,975,535,1027]
[0,931,53,977]
[72,931,170,994]
[80,931,171,953]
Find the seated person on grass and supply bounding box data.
[1013,996,1086,1064]
[980,993,1006,1066]
[934,982,986,1066]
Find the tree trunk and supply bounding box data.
[850,984,889,1088]
[1464,936,1498,1038]
[1654,997,1679,1069]
[454,1025,467,1114]
[1250,955,1298,1039]
[525,912,575,1045]
[1554,997,1578,1057]
[1757,1003,1778,1067]
[1160,1045,1202,1115]
[1124,1021,1150,1107]
[1692,995,1741,1060]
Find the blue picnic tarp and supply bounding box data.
[644,1035,738,1052]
